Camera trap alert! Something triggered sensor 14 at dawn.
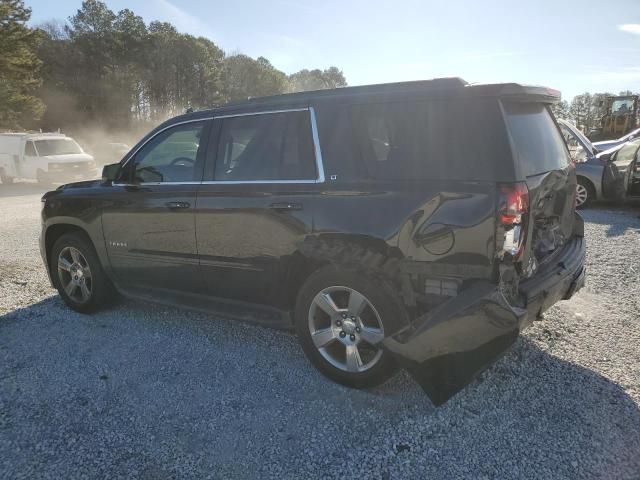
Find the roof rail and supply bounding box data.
[0,131,66,136]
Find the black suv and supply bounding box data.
[40,78,585,405]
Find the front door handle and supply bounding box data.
[269,202,303,211]
[165,201,191,210]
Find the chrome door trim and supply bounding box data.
[214,108,308,119]
[309,106,326,184]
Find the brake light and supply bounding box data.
[499,182,529,224]
[498,182,529,260]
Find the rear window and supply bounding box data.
[503,102,570,177]
[350,98,512,181]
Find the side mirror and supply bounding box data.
[102,163,121,182]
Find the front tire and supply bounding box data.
[294,264,405,389]
[51,232,114,313]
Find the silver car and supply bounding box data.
[558,119,609,207]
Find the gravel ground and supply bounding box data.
[1,183,639,479]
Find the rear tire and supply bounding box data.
[294,263,405,389]
[576,178,595,209]
[51,232,115,313]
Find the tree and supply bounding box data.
[221,54,289,102]
[550,100,570,121]
[66,0,119,122]
[0,0,44,129]
[288,67,347,92]
[31,2,348,140]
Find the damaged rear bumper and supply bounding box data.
[383,229,586,406]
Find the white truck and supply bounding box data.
[0,132,98,184]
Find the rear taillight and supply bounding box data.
[498,182,529,260]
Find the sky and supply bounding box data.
[26,0,640,101]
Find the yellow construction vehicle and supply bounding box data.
[589,95,638,141]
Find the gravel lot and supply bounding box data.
[1,183,639,479]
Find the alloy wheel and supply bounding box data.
[576,183,588,207]
[308,286,385,373]
[57,246,93,303]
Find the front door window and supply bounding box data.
[130,122,205,183]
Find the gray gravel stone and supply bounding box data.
[1,185,639,479]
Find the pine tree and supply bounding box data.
[0,0,44,129]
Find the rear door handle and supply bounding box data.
[269,202,303,211]
[165,201,191,210]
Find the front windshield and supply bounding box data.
[611,99,635,114]
[34,138,83,156]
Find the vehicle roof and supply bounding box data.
[173,77,561,123]
[0,132,68,140]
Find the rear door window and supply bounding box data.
[212,110,316,181]
[503,102,570,177]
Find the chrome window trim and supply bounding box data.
[200,179,318,185]
[309,106,326,184]
[114,107,325,186]
[113,181,202,186]
[214,107,308,119]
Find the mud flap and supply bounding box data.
[383,282,528,405]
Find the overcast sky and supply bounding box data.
[26,0,640,101]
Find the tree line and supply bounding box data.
[0,0,347,139]
[3,0,638,142]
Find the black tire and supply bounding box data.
[50,232,114,313]
[294,263,407,389]
[576,178,595,209]
[0,169,13,184]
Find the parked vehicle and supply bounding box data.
[592,127,640,152]
[558,119,640,206]
[39,78,586,405]
[558,119,612,207]
[0,132,97,184]
[607,138,640,198]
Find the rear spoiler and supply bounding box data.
[468,83,562,104]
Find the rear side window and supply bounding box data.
[350,98,513,181]
[213,110,316,181]
[503,102,570,177]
